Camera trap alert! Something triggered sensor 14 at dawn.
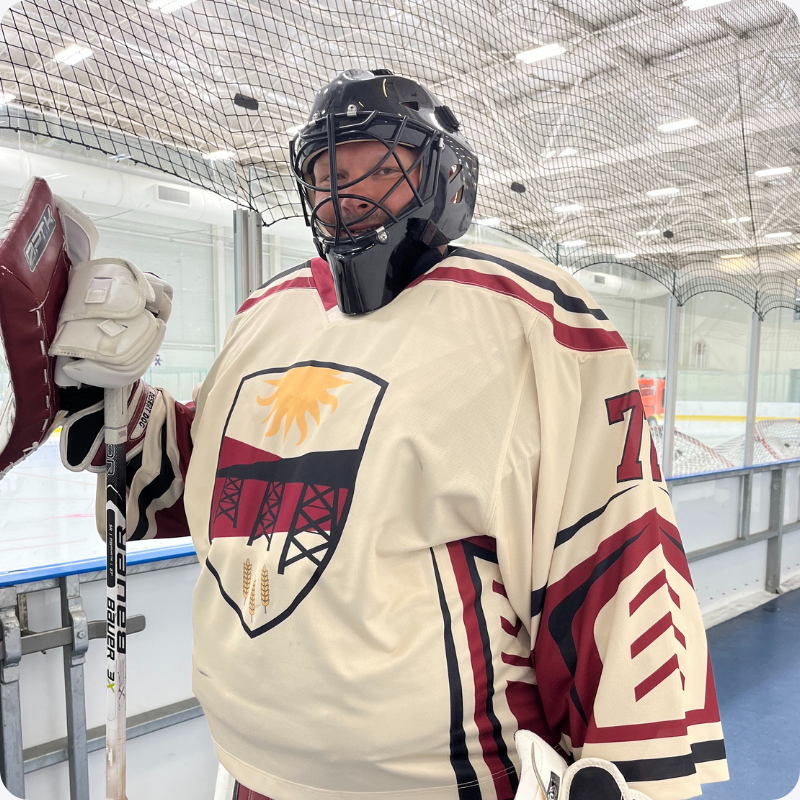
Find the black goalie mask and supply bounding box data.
[290,69,479,315]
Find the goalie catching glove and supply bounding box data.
[0,179,98,479]
[514,731,654,800]
[50,256,173,389]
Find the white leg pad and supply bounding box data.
[214,763,237,800]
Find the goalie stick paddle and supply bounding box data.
[105,387,128,800]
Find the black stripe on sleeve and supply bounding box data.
[126,451,143,487]
[530,585,546,619]
[129,424,178,541]
[660,526,686,555]
[548,531,645,675]
[430,549,481,800]
[256,261,310,291]
[451,248,608,320]
[462,542,519,795]
[569,684,589,725]
[555,487,636,549]
[614,753,696,783]
[614,740,725,784]
[690,739,727,763]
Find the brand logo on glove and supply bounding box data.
[546,773,560,800]
[23,204,56,272]
[205,361,387,637]
[134,389,157,438]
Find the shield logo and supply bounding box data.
[206,360,387,637]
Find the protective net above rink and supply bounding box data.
[2,0,800,312]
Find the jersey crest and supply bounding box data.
[206,360,387,637]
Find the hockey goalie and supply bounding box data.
[14,69,729,800]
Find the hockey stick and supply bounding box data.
[105,387,128,800]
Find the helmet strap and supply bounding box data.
[406,218,450,249]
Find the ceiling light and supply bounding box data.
[542,150,557,159]
[0,93,15,105]
[54,45,93,66]
[720,253,744,259]
[559,147,577,157]
[636,229,661,237]
[553,203,583,214]
[614,252,637,259]
[725,216,751,223]
[149,0,197,11]
[159,0,197,11]
[561,239,587,248]
[286,124,304,137]
[476,217,500,226]
[203,150,236,162]
[755,166,792,178]
[683,0,731,9]
[657,117,699,133]
[764,231,793,239]
[516,43,567,64]
[646,187,680,198]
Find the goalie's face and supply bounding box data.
[310,140,421,237]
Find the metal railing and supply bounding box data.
[0,548,199,799]
[668,458,800,596]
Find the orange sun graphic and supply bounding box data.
[256,367,351,444]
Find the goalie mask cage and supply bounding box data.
[1,0,800,315]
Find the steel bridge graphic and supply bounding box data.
[213,448,359,574]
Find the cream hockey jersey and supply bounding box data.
[122,244,728,800]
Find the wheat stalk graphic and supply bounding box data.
[261,566,270,612]
[243,559,252,603]
[249,580,256,620]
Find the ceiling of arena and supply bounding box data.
[1,0,800,310]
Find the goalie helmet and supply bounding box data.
[290,69,479,315]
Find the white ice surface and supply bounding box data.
[0,434,193,578]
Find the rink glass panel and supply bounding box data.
[676,293,752,469]
[755,307,800,466]
[0,185,216,572]
[574,262,671,376]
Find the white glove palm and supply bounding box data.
[50,257,173,388]
[514,730,654,800]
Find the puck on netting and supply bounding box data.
[510,182,526,193]
[663,230,674,239]
[234,93,259,111]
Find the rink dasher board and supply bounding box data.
[0,544,198,750]
[0,541,197,589]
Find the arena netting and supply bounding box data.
[716,418,800,466]
[2,0,800,312]
[649,424,735,476]
[647,419,800,475]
